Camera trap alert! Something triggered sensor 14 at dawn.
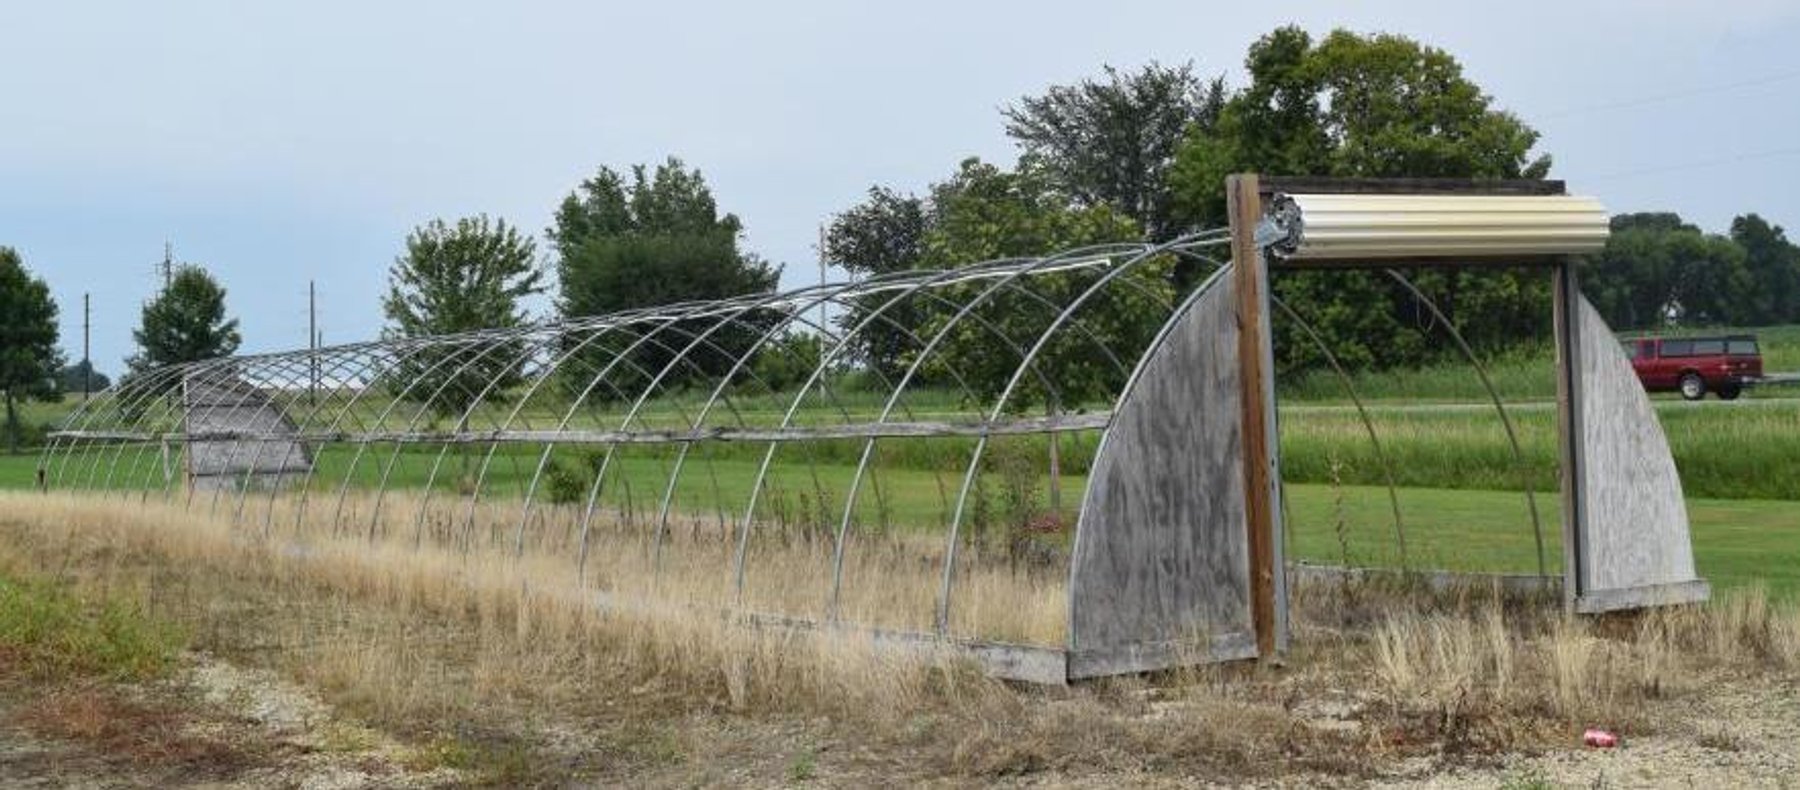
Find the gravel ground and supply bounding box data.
[4,651,1796,787]
[0,653,461,789]
[1375,679,1800,789]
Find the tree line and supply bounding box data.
[1584,212,1800,330]
[6,25,1800,449]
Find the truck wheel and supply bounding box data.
[1680,373,1706,401]
[1719,383,1742,401]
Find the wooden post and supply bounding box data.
[1228,174,1281,655]
[1046,398,1062,516]
[1552,261,1585,612]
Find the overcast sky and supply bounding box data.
[3,1,1797,373]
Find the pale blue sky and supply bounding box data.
[3,1,1797,373]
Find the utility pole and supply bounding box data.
[309,280,319,405]
[82,293,91,401]
[817,224,829,334]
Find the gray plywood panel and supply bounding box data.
[184,378,312,490]
[1068,274,1253,654]
[1573,295,1706,607]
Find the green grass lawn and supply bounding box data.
[1279,396,1800,500]
[1282,482,1800,598]
[24,390,1799,500]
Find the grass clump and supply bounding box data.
[0,574,184,681]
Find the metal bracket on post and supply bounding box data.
[1227,173,1287,656]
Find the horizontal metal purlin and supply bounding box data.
[50,412,1114,446]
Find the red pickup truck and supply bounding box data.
[1626,335,1763,400]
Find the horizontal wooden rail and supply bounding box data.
[50,412,1114,447]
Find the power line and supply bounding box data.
[1539,67,1800,120]
[1586,145,1800,182]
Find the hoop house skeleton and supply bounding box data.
[43,231,1263,680]
[40,176,1708,683]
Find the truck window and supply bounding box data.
[1690,339,1726,355]
[1728,339,1759,355]
[1661,339,1693,357]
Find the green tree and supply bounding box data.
[57,360,111,395]
[1168,26,1555,371]
[748,331,825,393]
[1730,214,1800,325]
[552,158,780,396]
[822,160,1171,401]
[1583,213,1752,330]
[915,158,1163,409]
[382,215,542,419]
[824,186,927,277]
[1171,27,1548,227]
[127,265,241,374]
[0,247,64,453]
[1003,61,1226,242]
[823,187,929,382]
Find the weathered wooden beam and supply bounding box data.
[1228,173,1281,657]
[1288,563,1561,598]
[1553,261,1586,612]
[591,591,1073,684]
[1573,580,1712,614]
[1066,632,1258,680]
[1258,176,1567,196]
[1272,255,1571,271]
[50,412,1113,447]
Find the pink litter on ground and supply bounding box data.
[1584,728,1619,748]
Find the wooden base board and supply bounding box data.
[1575,580,1712,614]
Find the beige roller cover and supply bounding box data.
[1270,193,1609,260]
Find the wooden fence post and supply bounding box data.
[1228,173,1284,655]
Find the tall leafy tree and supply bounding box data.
[1003,61,1225,242]
[552,158,779,395]
[823,161,1168,398]
[823,186,929,381]
[824,186,927,278]
[0,247,63,453]
[1583,213,1752,329]
[127,265,241,374]
[1730,214,1800,325]
[1171,27,1549,227]
[1168,26,1555,371]
[914,158,1162,410]
[382,215,542,420]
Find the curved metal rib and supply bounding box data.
[1382,269,1547,577]
[1269,294,1408,569]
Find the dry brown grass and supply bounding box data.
[251,488,1066,646]
[1295,577,1800,759]
[2,490,1797,784]
[0,492,1013,726]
